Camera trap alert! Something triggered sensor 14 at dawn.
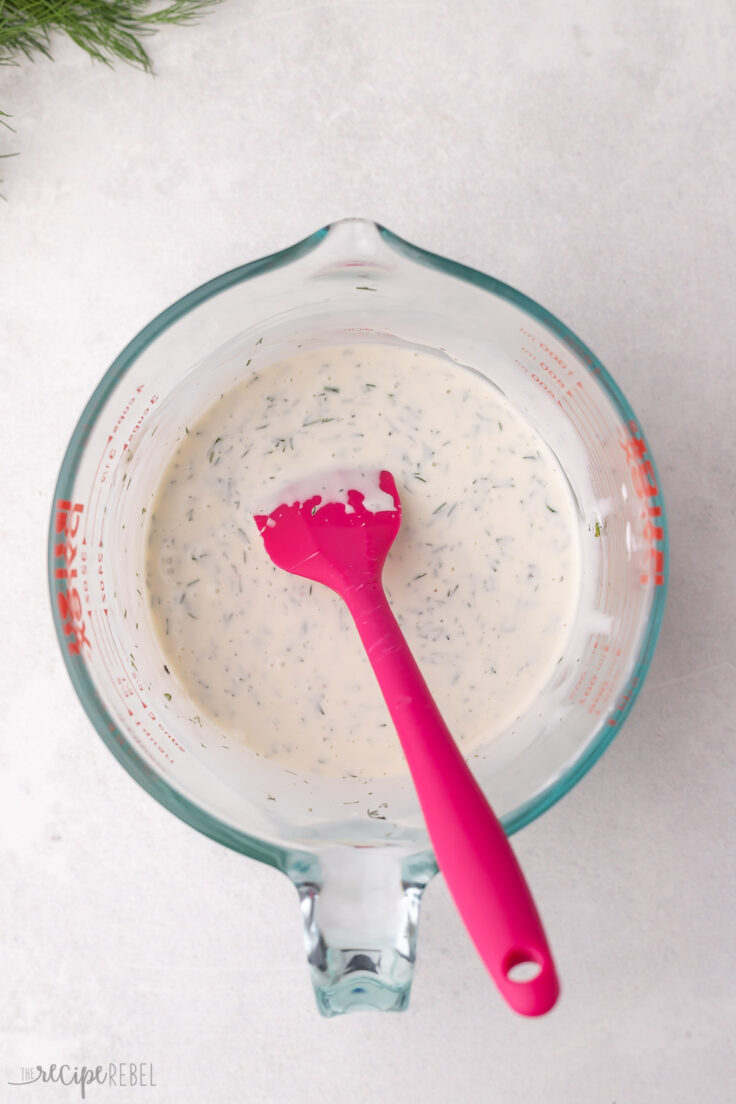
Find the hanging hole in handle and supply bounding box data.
[504,950,543,983]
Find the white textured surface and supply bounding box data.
[1,1,735,1101]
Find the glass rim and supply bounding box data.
[48,218,669,873]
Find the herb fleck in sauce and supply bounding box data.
[146,345,581,778]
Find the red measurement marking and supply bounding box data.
[53,500,91,656]
[146,709,185,755]
[110,385,145,442]
[537,341,577,378]
[588,666,620,716]
[571,576,642,716]
[80,538,90,606]
[533,353,575,397]
[125,393,159,448]
[607,673,640,725]
[519,327,590,386]
[514,358,563,406]
[572,648,616,716]
[133,718,175,763]
[103,616,149,712]
[618,422,665,585]
[97,547,107,606]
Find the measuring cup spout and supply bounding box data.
[287,849,434,1016]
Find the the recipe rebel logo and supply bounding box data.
[7,1062,157,1098]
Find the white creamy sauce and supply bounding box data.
[145,344,581,779]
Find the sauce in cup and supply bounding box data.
[145,344,581,779]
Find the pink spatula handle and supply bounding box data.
[345,580,560,1016]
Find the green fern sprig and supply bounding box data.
[0,1,223,191]
[0,1,223,71]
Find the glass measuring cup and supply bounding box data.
[48,218,668,1015]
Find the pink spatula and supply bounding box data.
[254,468,559,1015]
